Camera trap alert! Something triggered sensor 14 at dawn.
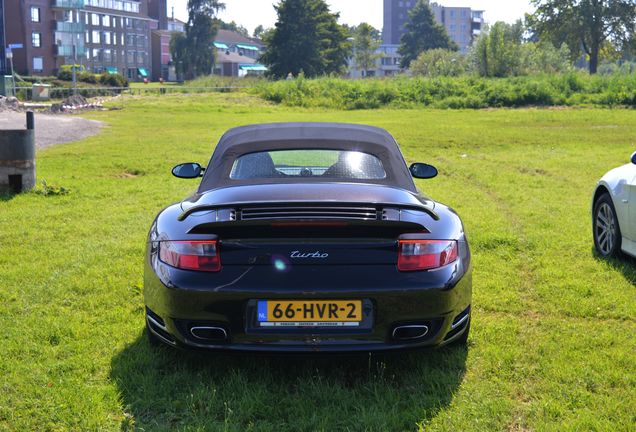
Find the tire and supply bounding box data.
[593,193,622,257]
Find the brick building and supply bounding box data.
[4,0,157,79]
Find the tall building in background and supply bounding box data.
[382,0,484,53]
[147,0,166,30]
[430,3,483,53]
[4,0,157,80]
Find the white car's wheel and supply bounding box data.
[593,193,622,257]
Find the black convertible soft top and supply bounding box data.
[198,122,417,193]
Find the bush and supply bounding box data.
[98,73,129,88]
[409,49,467,77]
[253,73,636,110]
[77,72,98,84]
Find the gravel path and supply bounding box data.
[0,112,104,148]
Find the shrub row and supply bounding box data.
[254,73,636,109]
[57,70,129,88]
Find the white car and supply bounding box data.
[593,152,636,257]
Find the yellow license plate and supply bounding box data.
[257,300,362,326]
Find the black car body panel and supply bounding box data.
[144,123,472,352]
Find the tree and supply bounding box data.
[470,21,524,77]
[346,23,381,41]
[253,25,266,39]
[519,42,572,74]
[169,32,188,81]
[170,0,225,79]
[398,0,458,68]
[352,23,382,77]
[529,0,636,74]
[260,0,351,79]
[410,49,467,77]
[219,20,250,37]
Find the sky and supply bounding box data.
[166,1,535,34]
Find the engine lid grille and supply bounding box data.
[240,206,379,221]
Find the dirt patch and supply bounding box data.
[0,111,104,148]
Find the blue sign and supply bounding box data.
[257,301,268,322]
[8,44,23,49]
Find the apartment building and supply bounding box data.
[430,3,484,53]
[4,0,157,80]
[382,0,484,53]
[350,1,484,78]
[213,29,267,77]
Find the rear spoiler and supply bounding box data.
[178,201,439,222]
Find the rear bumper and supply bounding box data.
[144,257,472,352]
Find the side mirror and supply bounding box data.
[172,163,203,179]
[631,151,636,165]
[410,163,438,179]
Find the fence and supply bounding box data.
[13,85,253,102]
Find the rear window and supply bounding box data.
[229,150,387,180]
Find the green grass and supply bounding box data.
[1,93,635,431]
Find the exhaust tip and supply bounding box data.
[190,326,228,342]
[392,325,429,341]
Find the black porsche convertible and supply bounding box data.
[144,123,471,352]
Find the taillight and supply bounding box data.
[398,240,458,271]
[159,240,221,272]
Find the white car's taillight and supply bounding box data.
[159,240,221,272]
[398,240,458,271]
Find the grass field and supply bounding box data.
[1,93,635,431]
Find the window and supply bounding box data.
[85,32,90,43]
[32,57,43,71]
[104,32,111,44]
[31,33,41,48]
[230,150,386,180]
[103,49,111,62]
[30,7,40,22]
[92,30,101,44]
[103,15,110,27]
[112,32,117,45]
[92,14,100,26]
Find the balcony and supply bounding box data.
[52,0,85,9]
[55,21,85,33]
[56,44,86,57]
[471,13,484,24]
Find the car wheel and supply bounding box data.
[593,193,622,257]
